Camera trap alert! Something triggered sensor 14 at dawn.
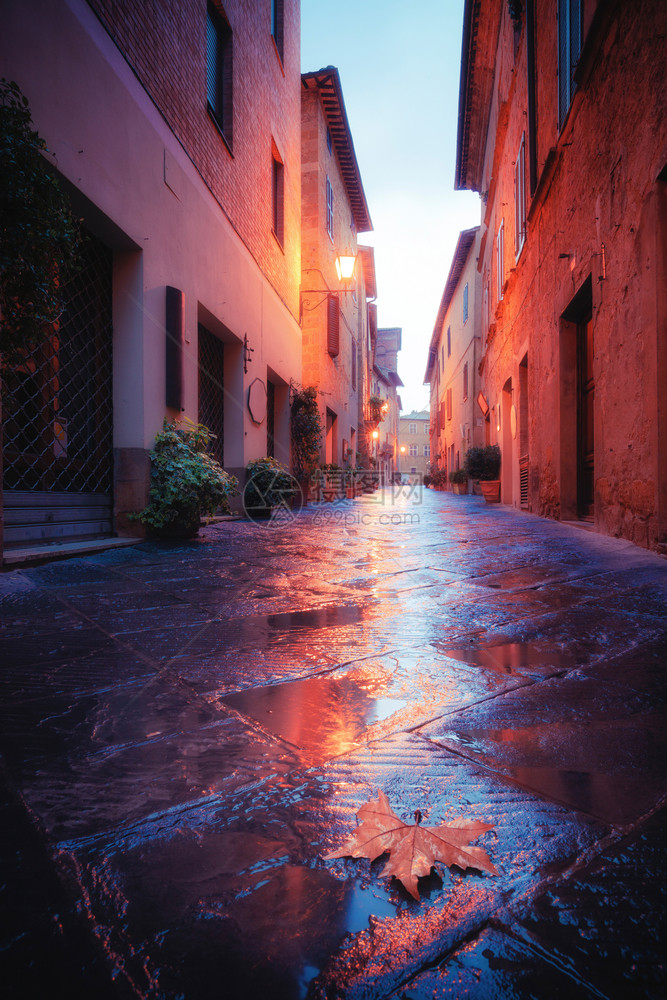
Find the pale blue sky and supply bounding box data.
[301,0,481,412]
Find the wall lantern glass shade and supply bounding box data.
[335,253,356,281]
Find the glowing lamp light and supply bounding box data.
[335,253,357,282]
[400,445,406,453]
[372,429,380,440]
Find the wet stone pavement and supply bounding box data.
[1,487,666,999]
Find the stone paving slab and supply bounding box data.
[51,733,606,1000]
[1,490,666,999]
[393,805,667,1000]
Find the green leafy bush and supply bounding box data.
[449,468,468,484]
[290,384,322,480]
[464,445,501,481]
[244,456,295,509]
[430,468,448,488]
[0,79,82,365]
[133,420,238,535]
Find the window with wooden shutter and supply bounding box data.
[271,140,284,246]
[558,0,582,127]
[206,3,233,146]
[463,282,469,323]
[351,336,357,389]
[497,220,505,300]
[446,387,453,421]
[463,362,469,401]
[327,295,339,356]
[326,176,334,240]
[271,0,284,62]
[515,132,526,257]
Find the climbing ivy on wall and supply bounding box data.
[0,78,82,366]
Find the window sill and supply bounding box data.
[207,106,233,158]
[271,35,285,76]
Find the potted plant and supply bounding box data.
[464,445,501,502]
[290,383,322,505]
[320,463,342,501]
[368,395,386,424]
[423,473,433,488]
[132,419,238,537]
[244,457,295,517]
[449,468,469,495]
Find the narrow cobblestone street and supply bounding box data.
[1,489,666,999]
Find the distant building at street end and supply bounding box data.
[456,0,667,550]
[424,227,484,479]
[370,327,403,482]
[300,67,374,472]
[398,411,430,480]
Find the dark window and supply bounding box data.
[207,2,233,145]
[198,324,225,465]
[351,336,357,389]
[327,127,333,154]
[326,175,334,240]
[327,295,339,356]
[267,380,275,458]
[515,132,526,256]
[558,0,582,127]
[271,0,284,62]
[447,326,451,358]
[497,220,504,299]
[271,142,284,246]
[463,361,469,401]
[446,387,452,421]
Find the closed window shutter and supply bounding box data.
[206,8,219,114]
[327,295,339,356]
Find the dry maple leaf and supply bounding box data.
[323,790,498,900]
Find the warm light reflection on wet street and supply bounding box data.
[1,488,666,999]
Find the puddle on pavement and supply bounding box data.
[99,827,401,1000]
[442,642,576,676]
[221,673,407,764]
[439,719,665,824]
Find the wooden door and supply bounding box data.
[577,315,594,518]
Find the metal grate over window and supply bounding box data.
[267,380,275,458]
[2,232,113,495]
[197,324,225,465]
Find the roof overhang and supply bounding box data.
[302,67,373,233]
[455,0,503,192]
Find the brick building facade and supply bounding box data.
[457,0,667,549]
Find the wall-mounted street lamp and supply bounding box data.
[301,252,357,298]
[300,252,358,325]
[334,251,356,282]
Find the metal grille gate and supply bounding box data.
[197,324,224,465]
[2,232,114,545]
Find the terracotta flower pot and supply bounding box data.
[480,480,501,503]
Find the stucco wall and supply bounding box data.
[2,0,302,531]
